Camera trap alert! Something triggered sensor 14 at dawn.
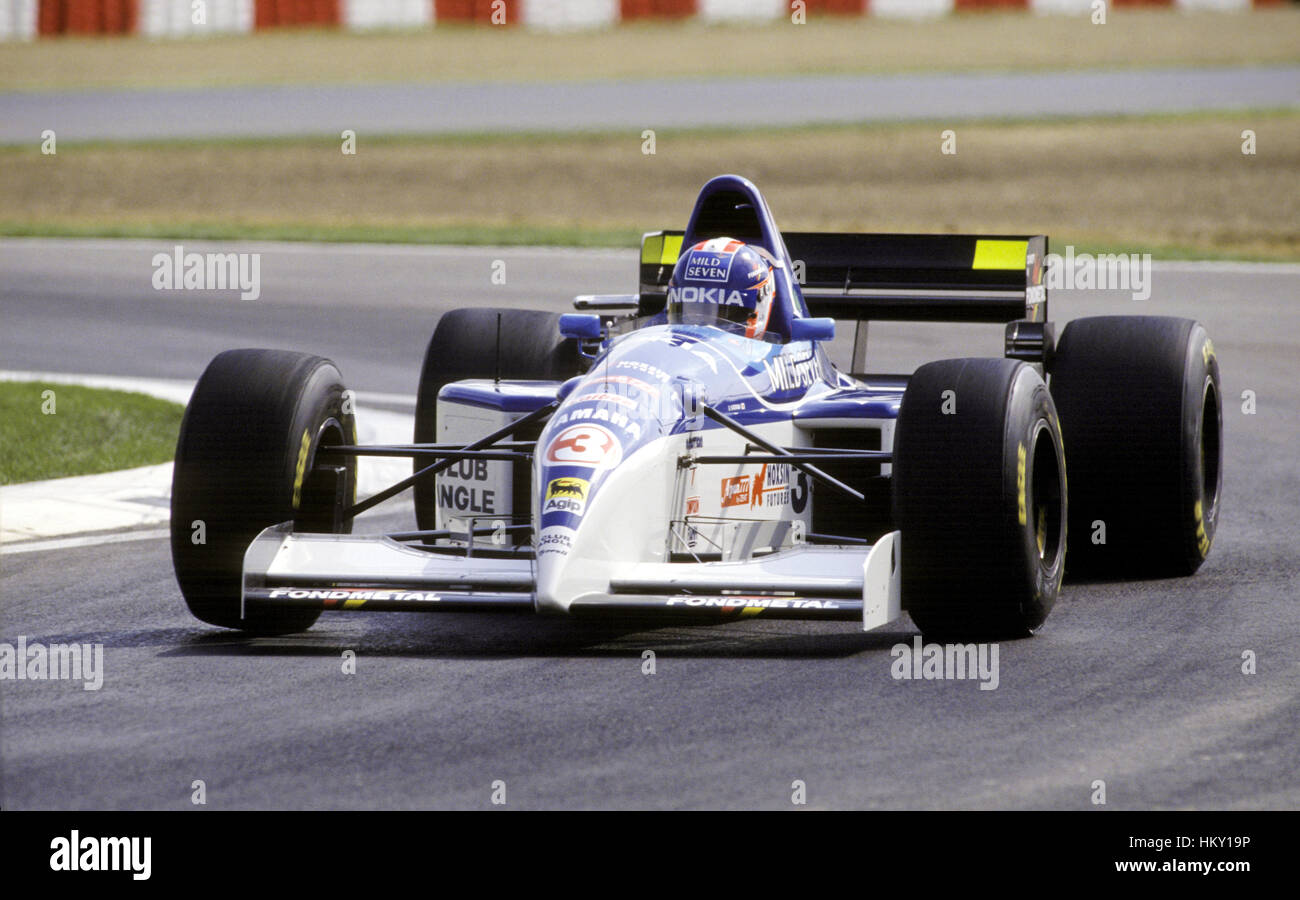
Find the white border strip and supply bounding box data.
[0,371,416,550]
[2,528,171,556]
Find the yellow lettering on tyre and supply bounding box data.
[1017,442,1027,526]
[1202,338,1215,367]
[292,428,311,509]
[1194,499,1210,558]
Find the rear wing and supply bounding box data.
[640,231,1048,325]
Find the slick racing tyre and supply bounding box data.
[1050,316,1222,577]
[894,358,1067,639]
[171,349,356,634]
[413,308,582,531]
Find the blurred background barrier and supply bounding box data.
[0,0,1286,41]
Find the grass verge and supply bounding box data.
[2,111,1296,260]
[0,382,184,485]
[2,10,1297,92]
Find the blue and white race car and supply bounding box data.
[171,175,1223,639]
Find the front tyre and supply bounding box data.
[413,308,581,531]
[170,349,356,634]
[894,358,1067,639]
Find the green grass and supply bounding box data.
[3,110,1298,260]
[0,382,185,485]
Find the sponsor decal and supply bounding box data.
[544,424,622,470]
[439,483,496,514]
[685,496,700,516]
[667,285,747,306]
[444,459,490,481]
[549,405,643,442]
[615,360,670,382]
[439,457,501,514]
[537,526,574,558]
[266,588,441,606]
[682,249,735,283]
[546,477,588,501]
[665,596,840,611]
[763,351,821,392]
[686,434,704,450]
[574,392,637,409]
[750,463,791,509]
[791,470,810,515]
[544,477,589,516]
[588,374,660,397]
[721,475,751,508]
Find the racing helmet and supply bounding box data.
[666,238,775,340]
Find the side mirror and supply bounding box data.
[789,317,835,343]
[559,313,602,340]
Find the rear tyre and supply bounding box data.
[171,349,356,634]
[1050,316,1221,577]
[894,358,1067,639]
[413,308,581,531]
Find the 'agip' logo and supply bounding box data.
[546,478,588,501]
[544,477,589,516]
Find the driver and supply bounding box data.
[666,237,775,340]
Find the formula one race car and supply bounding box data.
[170,175,1222,639]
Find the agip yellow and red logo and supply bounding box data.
[544,477,590,516]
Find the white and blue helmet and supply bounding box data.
[666,238,776,340]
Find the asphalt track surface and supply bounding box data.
[2,65,1298,143]
[2,239,1298,809]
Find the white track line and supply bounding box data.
[2,528,170,556]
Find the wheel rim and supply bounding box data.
[1030,420,1064,568]
[1200,377,1221,518]
[296,416,351,531]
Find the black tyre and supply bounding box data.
[894,358,1067,639]
[171,349,356,634]
[413,308,581,530]
[1050,316,1221,577]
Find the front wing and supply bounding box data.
[241,524,903,631]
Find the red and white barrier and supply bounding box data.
[521,0,617,29]
[1,0,37,39]
[345,0,432,29]
[2,0,1284,39]
[139,0,252,36]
